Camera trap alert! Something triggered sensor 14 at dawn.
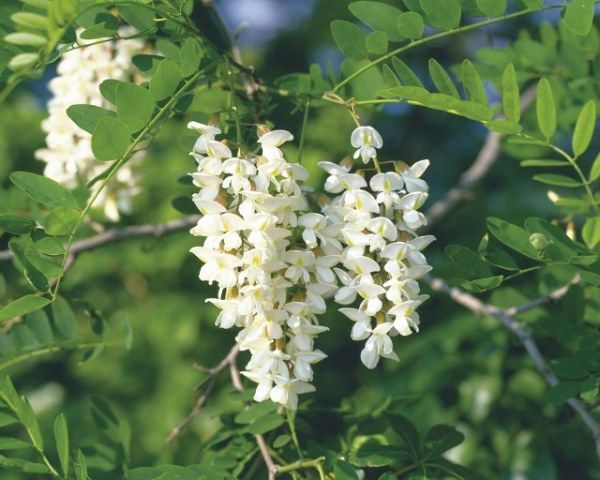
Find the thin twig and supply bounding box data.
[424,87,536,228]
[425,274,600,459]
[505,275,580,316]
[166,344,239,443]
[227,351,279,480]
[0,215,199,263]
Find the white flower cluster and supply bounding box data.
[319,126,434,369]
[188,123,334,409]
[188,123,433,407]
[35,31,145,221]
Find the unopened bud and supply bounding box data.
[256,124,270,137]
[529,233,550,250]
[340,157,354,170]
[547,190,560,203]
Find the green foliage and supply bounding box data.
[0,1,599,479]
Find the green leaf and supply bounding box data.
[116,83,155,133]
[481,243,519,271]
[273,434,290,448]
[74,450,87,480]
[487,217,539,259]
[391,57,423,87]
[461,60,487,104]
[26,309,53,344]
[80,20,118,40]
[331,20,368,61]
[0,215,36,235]
[501,63,520,122]
[387,414,420,455]
[51,296,77,339]
[9,242,50,292]
[0,437,31,450]
[334,460,360,480]
[23,399,43,450]
[419,0,462,30]
[235,401,277,424]
[445,245,492,278]
[10,12,49,31]
[536,78,556,139]
[9,172,79,209]
[118,5,156,32]
[0,454,49,473]
[533,174,580,188]
[66,104,116,134]
[132,54,163,77]
[428,59,460,98]
[397,11,424,39]
[179,38,203,78]
[590,153,600,181]
[91,117,131,161]
[562,0,595,36]
[423,424,464,459]
[572,99,596,157]
[366,31,388,55]
[245,413,284,434]
[99,79,128,104]
[582,217,600,249]
[149,58,182,101]
[520,159,569,167]
[4,32,47,47]
[45,207,80,236]
[349,1,404,42]
[8,53,39,71]
[54,414,69,477]
[550,358,587,379]
[0,296,50,323]
[547,381,580,405]
[476,0,506,16]
[460,275,504,292]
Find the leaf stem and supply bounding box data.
[331,4,570,94]
[0,341,123,372]
[297,98,311,164]
[286,409,304,459]
[52,63,218,300]
[225,57,243,152]
[277,457,324,474]
[521,134,600,214]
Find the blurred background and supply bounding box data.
[0,0,598,478]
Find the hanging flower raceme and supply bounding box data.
[319,126,435,369]
[35,30,145,221]
[188,124,335,409]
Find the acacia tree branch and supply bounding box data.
[425,274,600,460]
[424,87,537,228]
[166,344,239,443]
[0,215,199,263]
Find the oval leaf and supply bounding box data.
[91,117,131,161]
[572,99,596,157]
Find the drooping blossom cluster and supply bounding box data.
[188,122,433,407]
[35,30,145,221]
[319,126,434,369]
[188,123,335,409]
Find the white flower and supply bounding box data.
[270,377,316,410]
[351,126,383,164]
[360,322,398,369]
[188,122,222,154]
[36,29,145,221]
[258,129,294,160]
[401,159,430,193]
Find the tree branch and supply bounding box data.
[0,215,199,263]
[425,274,600,459]
[166,344,239,443]
[425,87,536,228]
